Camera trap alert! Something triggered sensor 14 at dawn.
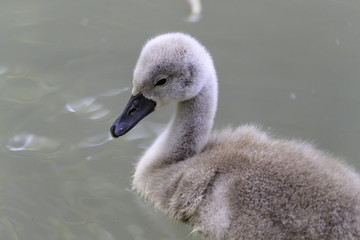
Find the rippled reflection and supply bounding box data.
[6,133,62,152]
[96,88,129,97]
[65,97,96,113]
[0,66,7,75]
[64,88,128,121]
[72,133,112,150]
[0,71,57,103]
[186,0,202,22]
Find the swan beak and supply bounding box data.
[110,93,156,138]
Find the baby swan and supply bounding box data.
[110,33,360,239]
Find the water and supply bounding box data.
[1,0,359,239]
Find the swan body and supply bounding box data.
[110,33,360,239]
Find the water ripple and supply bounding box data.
[65,97,96,112]
[64,87,129,120]
[6,133,62,152]
[96,87,129,97]
[0,66,58,104]
[0,76,57,103]
[89,109,111,120]
[0,66,7,75]
[71,132,112,150]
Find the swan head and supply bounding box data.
[110,32,214,138]
[132,32,211,107]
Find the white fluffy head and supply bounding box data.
[132,32,215,108]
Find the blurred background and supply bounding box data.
[0,0,359,239]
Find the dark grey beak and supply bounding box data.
[110,93,156,138]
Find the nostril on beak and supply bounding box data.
[128,106,138,116]
[128,100,139,116]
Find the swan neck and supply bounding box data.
[170,82,217,161]
[134,71,217,183]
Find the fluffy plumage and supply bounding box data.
[111,32,360,240]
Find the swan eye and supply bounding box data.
[155,78,167,87]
